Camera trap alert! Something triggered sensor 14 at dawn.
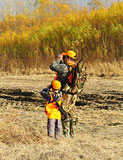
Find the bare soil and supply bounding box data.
[0,74,123,160]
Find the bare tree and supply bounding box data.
[0,0,35,19]
[88,0,103,10]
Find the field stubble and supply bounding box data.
[0,74,123,160]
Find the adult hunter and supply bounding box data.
[50,50,87,137]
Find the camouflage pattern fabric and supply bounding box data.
[62,93,78,137]
[71,61,87,95]
[50,57,87,137]
[62,118,78,137]
[62,94,77,118]
[62,61,87,137]
[50,58,69,79]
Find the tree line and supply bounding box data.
[0,0,122,72]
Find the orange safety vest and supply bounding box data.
[55,72,73,84]
[67,63,75,84]
[45,92,62,120]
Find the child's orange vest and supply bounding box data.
[45,92,62,120]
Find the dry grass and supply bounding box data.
[86,60,123,77]
[0,105,123,160]
[0,67,52,76]
[0,73,123,159]
[0,109,45,145]
[0,60,123,77]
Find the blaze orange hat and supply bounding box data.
[66,50,76,59]
[62,52,67,56]
[52,80,61,90]
[62,50,76,59]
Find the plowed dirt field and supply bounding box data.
[0,75,123,160]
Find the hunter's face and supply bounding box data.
[64,56,74,65]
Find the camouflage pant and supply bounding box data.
[62,93,78,137]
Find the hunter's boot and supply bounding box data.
[70,118,78,137]
[62,118,71,137]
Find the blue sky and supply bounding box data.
[0,0,122,9]
[0,0,122,19]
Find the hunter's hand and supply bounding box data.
[57,54,63,61]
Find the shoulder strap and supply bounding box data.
[60,65,74,88]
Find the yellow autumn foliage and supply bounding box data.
[0,0,122,73]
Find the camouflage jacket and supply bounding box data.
[50,58,69,77]
[50,58,73,87]
[50,58,87,94]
